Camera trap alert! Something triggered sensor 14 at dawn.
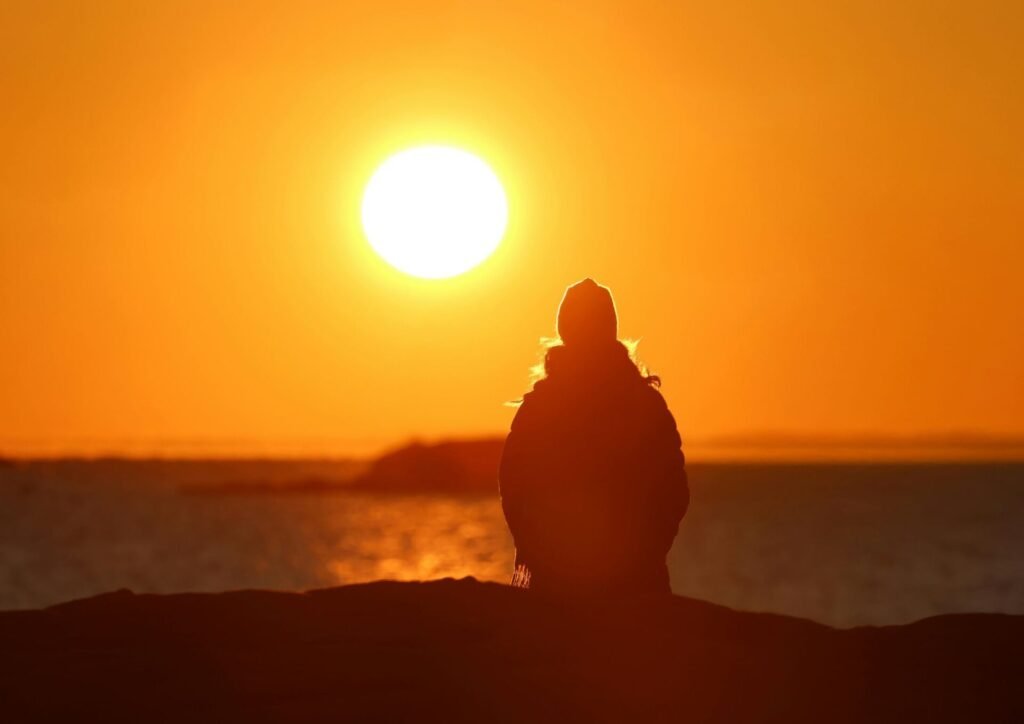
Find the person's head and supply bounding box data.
[536,278,659,388]
[556,278,618,348]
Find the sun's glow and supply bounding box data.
[361,145,508,279]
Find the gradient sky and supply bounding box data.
[1,1,1021,456]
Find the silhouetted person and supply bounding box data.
[500,279,689,596]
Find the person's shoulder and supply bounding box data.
[636,383,681,430]
[510,379,555,427]
[520,377,554,405]
[638,381,669,409]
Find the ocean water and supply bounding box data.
[1,461,1022,627]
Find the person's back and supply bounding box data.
[499,279,689,596]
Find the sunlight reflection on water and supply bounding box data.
[0,472,515,610]
[320,496,512,583]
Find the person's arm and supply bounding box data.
[647,388,690,555]
[499,394,538,550]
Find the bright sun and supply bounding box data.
[361,145,508,279]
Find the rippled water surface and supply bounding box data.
[2,462,1022,626]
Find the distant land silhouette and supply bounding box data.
[700,432,1024,459]
[3,431,1024,468]
[351,438,505,494]
[2,433,1023,497]
[1,578,1020,723]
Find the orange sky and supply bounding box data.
[1,1,1022,457]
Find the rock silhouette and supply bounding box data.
[1,579,1020,723]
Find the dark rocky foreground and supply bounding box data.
[0,578,1020,723]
